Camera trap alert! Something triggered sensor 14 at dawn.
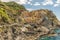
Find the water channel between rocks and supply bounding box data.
[38,28,60,40]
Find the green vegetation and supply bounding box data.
[0,7,11,23]
[4,1,26,10]
[0,1,26,23]
[4,1,26,14]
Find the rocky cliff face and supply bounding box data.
[0,1,60,40]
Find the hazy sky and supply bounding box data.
[1,0,60,21]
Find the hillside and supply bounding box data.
[0,1,60,40]
[0,1,26,24]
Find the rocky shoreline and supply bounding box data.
[0,10,60,40]
[0,1,60,40]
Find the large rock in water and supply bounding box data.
[0,4,59,40]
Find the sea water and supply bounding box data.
[38,28,60,40]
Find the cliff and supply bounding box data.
[0,1,60,40]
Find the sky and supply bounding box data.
[1,0,60,21]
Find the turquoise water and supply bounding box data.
[38,28,60,40]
